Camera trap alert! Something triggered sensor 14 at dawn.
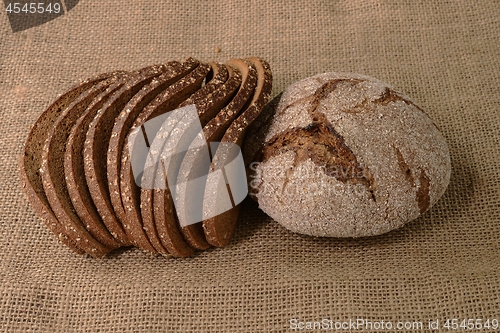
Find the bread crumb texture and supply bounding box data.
[249,72,451,237]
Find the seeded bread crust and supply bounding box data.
[107,60,192,231]
[166,65,243,250]
[19,72,119,254]
[119,62,210,254]
[202,57,272,247]
[149,62,239,255]
[142,62,231,257]
[21,57,277,257]
[83,64,172,252]
[243,93,281,170]
[42,77,127,257]
[249,72,451,238]
[65,77,132,247]
[174,59,257,249]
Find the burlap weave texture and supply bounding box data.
[0,1,499,332]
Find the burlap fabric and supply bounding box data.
[1,1,499,332]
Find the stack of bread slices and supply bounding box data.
[19,57,272,258]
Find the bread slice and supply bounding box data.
[83,64,173,253]
[139,62,227,256]
[107,60,193,231]
[152,64,244,251]
[41,76,123,257]
[64,76,132,247]
[142,62,236,256]
[202,58,272,247]
[119,62,210,254]
[19,72,118,254]
[173,59,258,249]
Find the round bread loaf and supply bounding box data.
[247,72,451,238]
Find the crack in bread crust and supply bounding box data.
[257,80,378,201]
[374,87,422,109]
[392,146,430,214]
[308,79,364,119]
[393,146,415,187]
[260,122,375,199]
[277,78,365,117]
[416,170,430,214]
[372,87,440,131]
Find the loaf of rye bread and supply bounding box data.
[19,57,273,257]
[246,72,450,238]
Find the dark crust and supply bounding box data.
[393,146,415,187]
[144,62,230,257]
[119,62,210,254]
[83,64,172,254]
[417,170,431,214]
[174,60,257,250]
[202,57,272,247]
[65,77,132,247]
[392,146,430,213]
[136,60,202,256]
[243,92,282,169]
[107,60,192,230]
[167,64,243,250]
[18,71,120,255]
[41,77,123,257]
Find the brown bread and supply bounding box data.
[64,76,132,247]
[41,77,126,257]
[107,60,194,229]
[119,62,210,254]
[173,59,257,249]
[248,72,451,238]
[19,72,119,254]
[145,62,237,256]
[83,64,172,252]
[202,58,272,247]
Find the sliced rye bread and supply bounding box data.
[241,93,282,169]
[83,64,173,253]
[41,76,123,257]
[202,58,273,247]
[107,60,194,230]
[64,76,132,247]
[139,62,227,256]
[173,59,258,250]
[119,62,211,254]
[153,66,242,250]
[19,72,119,254]
[142,62,236,256]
